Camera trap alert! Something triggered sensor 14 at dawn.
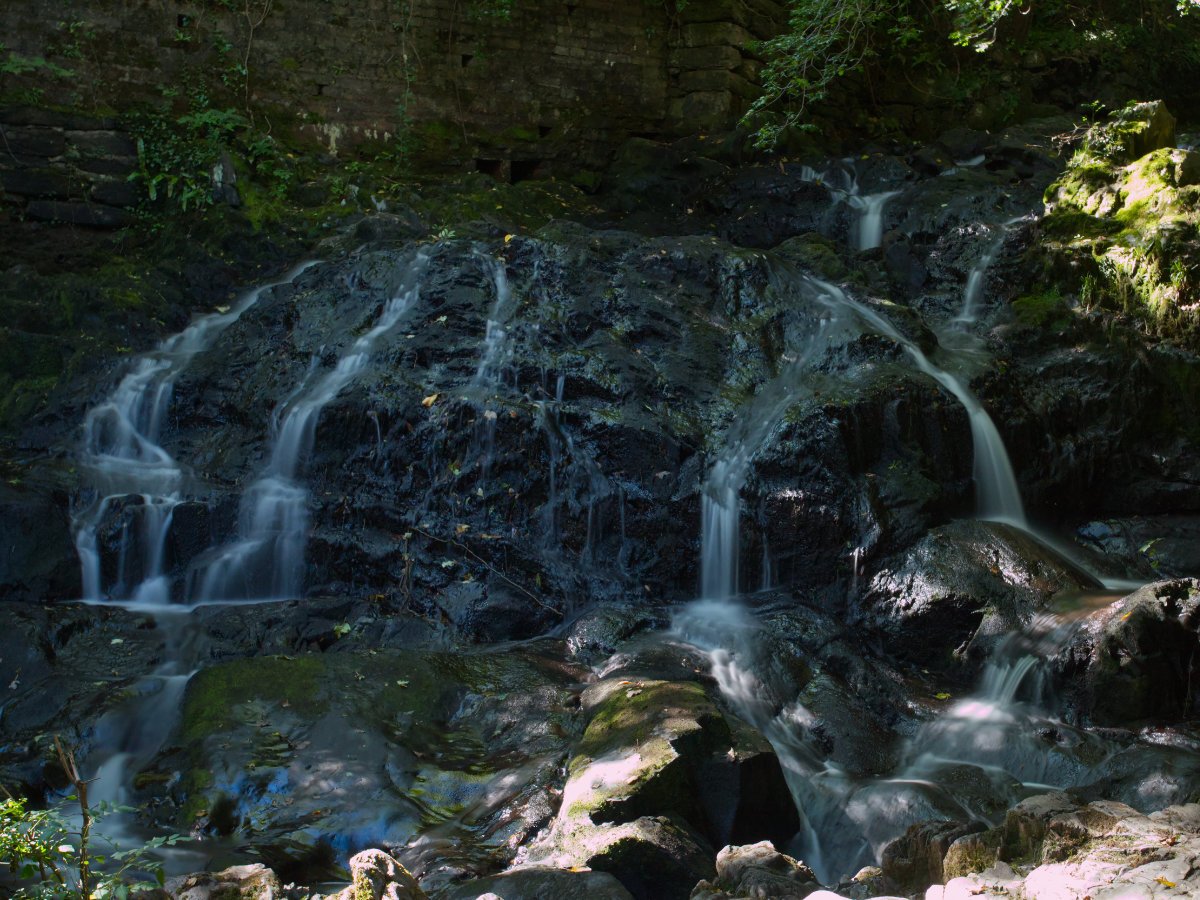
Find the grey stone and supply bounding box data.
[25,199,131,227]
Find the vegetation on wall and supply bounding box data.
[745,0,1200,146]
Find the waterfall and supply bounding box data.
[795,162,900,252]
[698,308,846,600]
[809,278,1027,525]
[194,249,430,603]
[848,191,902,252]
[953,216,1027,326]
[678,262,1046,880]
[471,253,517,481]
[472,253,516,391]
[74,261,319,607]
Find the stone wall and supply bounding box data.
[0,0,782,175]
[0,109,139,228]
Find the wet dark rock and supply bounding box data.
[583,815,715,900]
[1077,515,1200,579]
[0,602,161,791]
[1056,579,1200,726]
[155,646,578,879]
[563,604,669,666]
[440,865,634,899]
[859,520,1099,668]
[0,482,80,602]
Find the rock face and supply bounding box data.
[924,795,1200,900]
[1039,100,1200,342]
[525,670,800,900]
[0,481,80,602]
[1057,579,1200,725]
[859,519,1098,668]
[10,107,1200,899]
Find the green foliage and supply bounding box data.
[1012,288,1072,331]
[0,796,185,899]
[748,0,1200,145]
[943,0,1018,50]
[129,100,246,211]
[0,51,73,80]
[746,0,913,147]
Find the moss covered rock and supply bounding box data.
[160,646,578,878]
[1038,101,1200,341]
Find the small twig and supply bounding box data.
[410,526,562,617]
[53,736,91,900]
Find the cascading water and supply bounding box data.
[699,310,850,601]
[470,253,517,481]
[796,160,901,253]
[194,248,430,602]
[848,191,902,252]
[809,278,1027,525]
[74,261,319,607]
[471,253,516,392]
[675,255,1062,880]
[70,261,319,868]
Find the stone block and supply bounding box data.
[75,155,138,176]
[0,107,118,130]
[0,126,66,160]
[669,45,741,70]
[1,168,75,198]
[680,22,753,48]
[90,177,141,208]
[66,130,137,157]
[679,90,736,129]
[25,199,131,227]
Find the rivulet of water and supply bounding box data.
[74,261,319,607]
[194,248,430,603]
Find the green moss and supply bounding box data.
[180,655,327,742]
[1013,288,1072,330]
[576,681,721,766]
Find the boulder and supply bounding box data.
[583,816,716,900]
[881,821,983,893]
[859,520,1097,668]
[331,849,426,900]
[166,863,281,900]
[708,840,819,898]
[1057,579,1200,725]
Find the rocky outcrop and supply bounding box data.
[924,795,1200,900]
[1056,578,1200,725]
[332,850,426,900]
[525,671,799,899]
[166,863,284,900]
[858,519,1098,668]
[1038,100,1200,343]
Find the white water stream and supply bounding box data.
[74,261,320,607]
[676,226,1137,880]
[71,251,433,868]
[193,249,429,602]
